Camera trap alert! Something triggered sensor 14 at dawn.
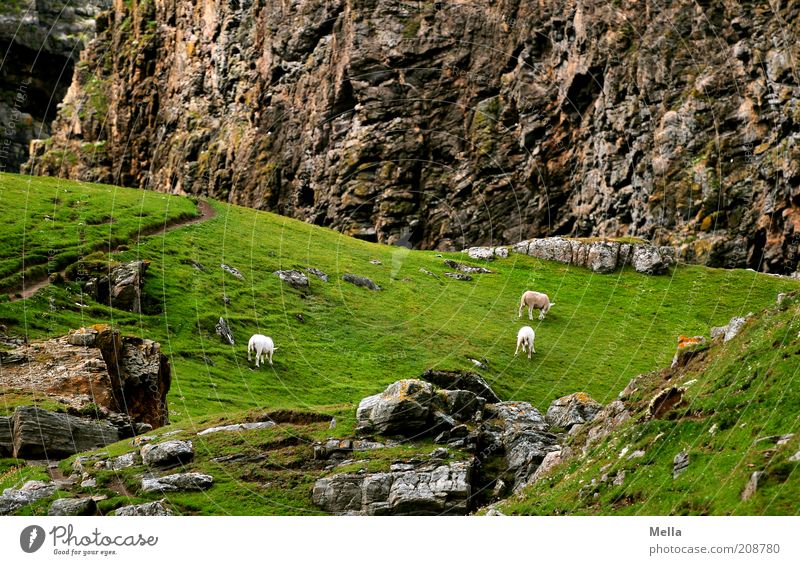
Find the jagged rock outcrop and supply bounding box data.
[545,392,603,430]
[312,460,472,515]
[11,406,120,459]
[514,237,675,274]
[0,325,171,429]
[74,260,150,313]
[0,0,110,172]
[26,0,800,273]
[0,480,57,515]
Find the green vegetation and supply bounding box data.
[0,172,797,515]
[0,173,197,293]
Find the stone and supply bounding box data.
[48,497,97,516]
[221,264,244,280]
[528,450,563,485]
[11,406,120,459]
[440,389,483,422]
[711,315,751,343]
[545,392,603,430]
[788,451,800,463]
[430,448,449,459]
[141,440,194,468]
[0,480,57,515]
[741,471,762,501]
[484,401,560,490]
[342,273,381,291]
[106,453,137,470]
[466,247,495,261]
[0,416,12,457]
[141,472,213,493]
[632,245,669,274]
[443,272,473,281]
[587,242,619,273]
[114,500,173,516]
[215,317,235,345]
[673,450,689,478]
[305,267,328,282]
[356,379,439,435]
[312,460,471,515]
[109,260,149,313]
[67,327,98,346]
[313,438,390,460]
[420,369,501,403]
[274,269,309,289]
[582,400,631,451]
[443,259,493,274]
[197,421,276,436]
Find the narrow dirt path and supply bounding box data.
[8,199,217,302]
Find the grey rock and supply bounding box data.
[430,448,449,460]
[11,406,120,459]
[485,401,560,490]
[106,453,137,470]
[788,451,800,463]
[114,499,173,516]
[741,471,762,501]
[197,421,276,436]
[443,272,473,281]
[275,269,309,289]
[545,392,603,430]
[528,450,563,485]
[313,460,471,515]
[215,317,235,345]
[80,478,97,488]
[342,273,381,291]
[141,472,213,493]
[587,242,619,274]
[313,438,390,460]
[356,379,439,435]
[443,259,493,274]
[632,245,669,274]
[109,260,149,313]
[0,416,11,457]
[441,389,483,422]
[305,267,328,282]
[48,497,97,516]
[711,315,751,343]
[221,264,244,280]
[420,369,500,403]
[673,450,690,478]
[0,480,57,515]
[141,440,194,468]
[466,247,496,261]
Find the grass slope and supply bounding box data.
[497,293,800,515]
[0,172,798,515]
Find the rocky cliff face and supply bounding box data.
[0,0,110,172]
[25,0,800,273]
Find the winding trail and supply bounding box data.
[8,199,216,302]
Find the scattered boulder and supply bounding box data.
[313,438,392,460]
[305,267,328,282]
[197,421,276,435]
[710,315,752,342]
[788,451,800,462]
[466,247,496,261]
[99,453,137,470]
[141,440,194,468]
[673,450,689,478]
[545,392,603,430]
[48,497,97,516]
[312,460,472,515]
[11,406,120,459]
[356,379,438,435]
[420,369,500,403]
[632,245,669,274]
[221,264,244,280]
[275,269,309,289]
[114,499,173,516]
[109,260,149,313]
[215,317,235,345]
[444,272,473,281]
[342,273,381,291]
[141,472,214,493]
[741,471,762,501]
[0,480,57,515]
[443,260,493,274]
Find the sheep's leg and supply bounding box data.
[514,340,521,356]
[268,350,273,366]
[518,302,524,318]
[539,310,545,321]
[528,305,534,320]
[247,345,252,362]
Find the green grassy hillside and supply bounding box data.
[1,172,798,515]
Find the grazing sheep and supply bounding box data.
[518,290,555,321]
[248,334,276,367]
[515,326,536,359]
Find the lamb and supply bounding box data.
[515,326,536,359]
[248,334,276,367]
[518,290,555,321]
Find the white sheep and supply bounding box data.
[248,334,276,367]
[515,326,536,359]
[518,290,555,321]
